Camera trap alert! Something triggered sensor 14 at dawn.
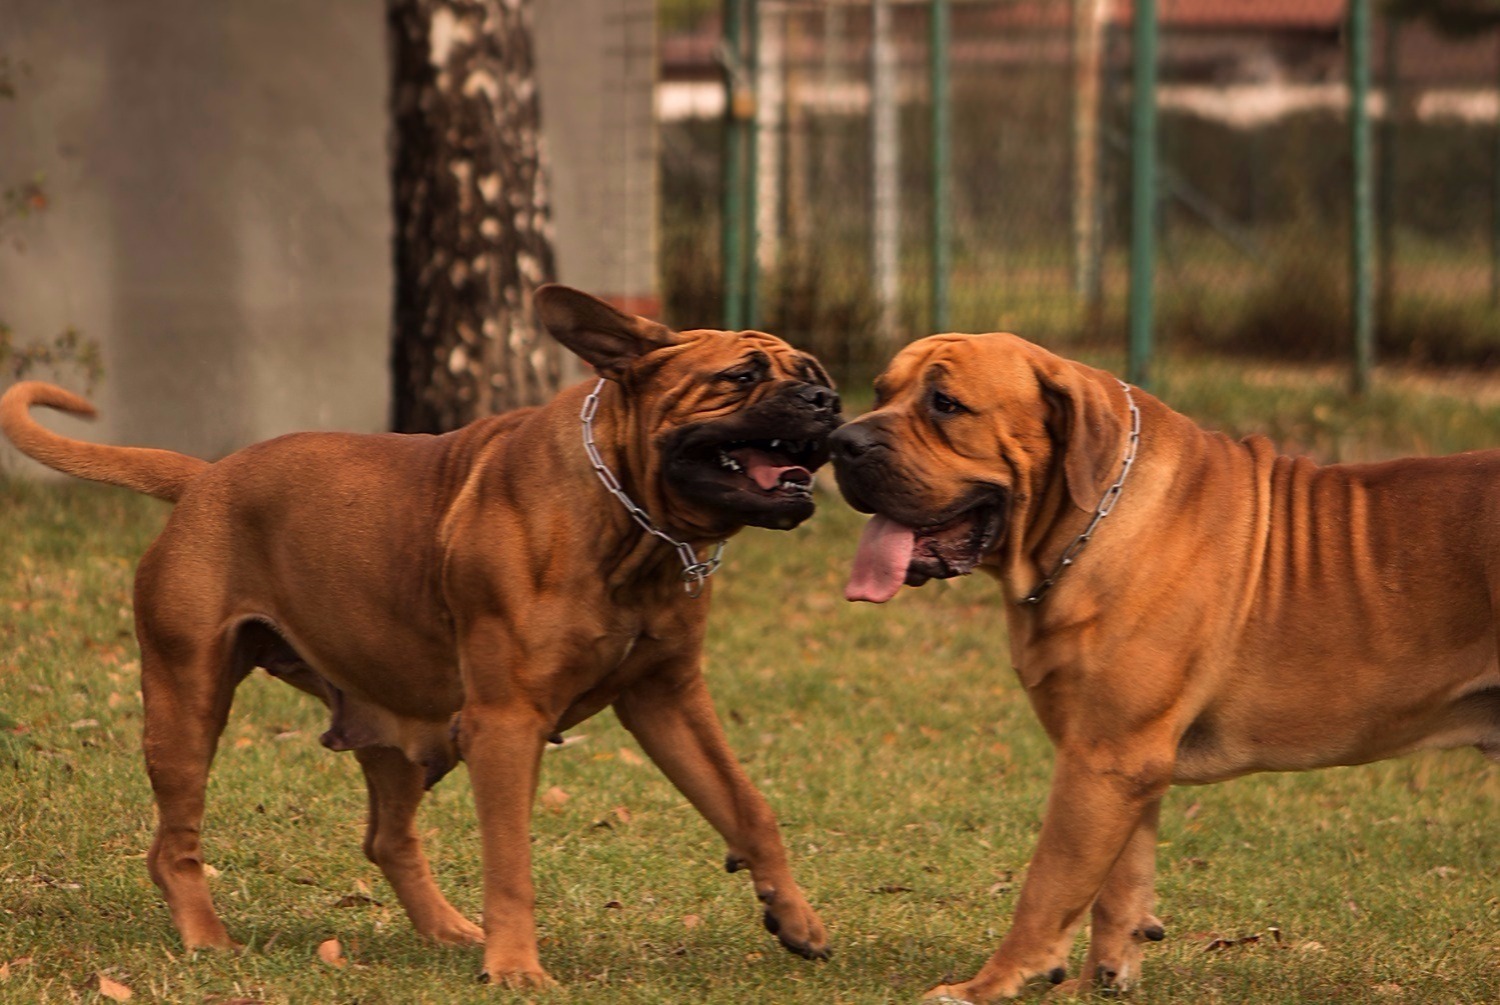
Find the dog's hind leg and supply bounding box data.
[139,630,245,950]
[354,746,483,945]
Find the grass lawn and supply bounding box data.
[2,357,1497,1004]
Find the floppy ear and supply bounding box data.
[533,284,680,378]
[1037,360,1127,513]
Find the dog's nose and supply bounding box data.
[829,422,879,461]
[795,383,840,413]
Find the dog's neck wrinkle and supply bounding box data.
[1008,459,1088,601]
[1005,387,1148,609]
[576,381,724,596]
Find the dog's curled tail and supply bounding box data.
[0,381,208,502]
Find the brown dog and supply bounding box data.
[830,332,1499,1001]
[1,286,838,986]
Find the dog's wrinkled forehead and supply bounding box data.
[671,328,833,387]
[874,332,1041,406]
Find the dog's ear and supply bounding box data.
[1037,360,1127,514]
[534,284,680,378]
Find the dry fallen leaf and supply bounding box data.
[1203,933,1261,952]
[618,746,645,766]
[316,938,347,969]
[683,914,702,929]
[541,786,570,812]
[612,805,633,825]
[97,974,134,1001]
[0,962,9,981]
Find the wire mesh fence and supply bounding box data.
[658,0,1500,388]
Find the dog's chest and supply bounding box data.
[553,627,676,731]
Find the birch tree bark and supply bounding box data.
[388,0,560,433]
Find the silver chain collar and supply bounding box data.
[1019,379,1141,606]
[580,378,726,597]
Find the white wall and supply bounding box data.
[0,0,657,474]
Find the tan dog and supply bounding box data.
[830,332,1499,1001]
[1,286,838,986]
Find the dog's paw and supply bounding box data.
[758,891,830,960]
[923,989,978,1005]
[1133,914,1165,943]
[181,930,244,953]
[923,971,1027,1003]
[1069,949,1141,996]
[477,965,557,990]
[423,916,485,946]
[1045,977,1086,998]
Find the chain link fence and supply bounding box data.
[659,0,1500,386]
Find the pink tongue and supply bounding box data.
[845,514,916,604]
[735,448,811,491]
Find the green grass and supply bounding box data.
[2,362,1498,1003]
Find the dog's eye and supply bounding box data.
[719,370,759,387]
[931,390,965,416]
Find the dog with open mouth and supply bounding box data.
[830,331,1499,1002]
[0,286,840,987]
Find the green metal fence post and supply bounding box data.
[931,0,951,334]
[1377,15,1398,332]
[744,0,761,329]
[1492,33,1500,309]
[1349,0,1375,394]
[1127,0,1158,388]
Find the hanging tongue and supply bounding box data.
[845,514,916,603]
[731,447,812,491]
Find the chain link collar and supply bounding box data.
[580,378,726,597]
[1019,379,1141,606]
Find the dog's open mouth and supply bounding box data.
[665,420,836,530]
[709,438,819,501]
[845,503,1005,603]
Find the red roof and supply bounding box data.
[1153,0,1346,30]
[983,0,1346,31]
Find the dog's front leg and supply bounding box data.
[614,672,830,961]
[455,686,557,988]
[1049,798,1164,996]
[925,745,1172,1004]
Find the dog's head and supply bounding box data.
[535,285,842,535]
[829,332,1128,602]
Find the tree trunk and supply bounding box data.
[388,0,560,433]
